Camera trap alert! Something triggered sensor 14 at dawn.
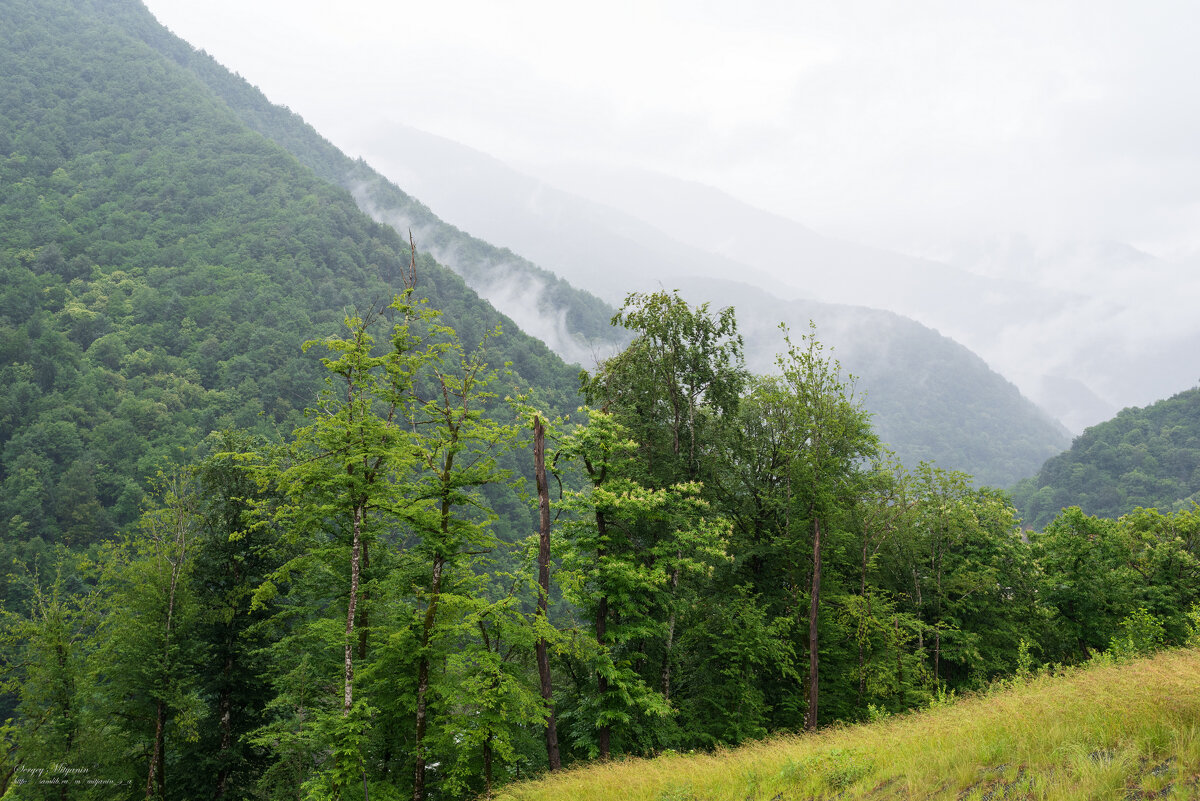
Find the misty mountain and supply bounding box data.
[307,124,1070,485]
[668,279,1070,489]
[117,1,1071,486]
[544,166,1200,435]
[0,0,586,543]
[348,125,1114,427]
[939,234,1200,433]
[110,15,623,368]
[1012,386,1200,529]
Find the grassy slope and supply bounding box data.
[500,648,1200,801]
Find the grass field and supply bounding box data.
[496,648,1200,800]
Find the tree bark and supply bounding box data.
[412,554,444,801]
[343,502,364,716]
[358,540,370,662]
[805,516,822,731]
[660,560,681,702]
[146,700,165,800]
[215,648,234,799]
[532,417,561,770]
[858,539,868,709]
[596,511,611,760]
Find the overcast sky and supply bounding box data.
[142,0,1200,260]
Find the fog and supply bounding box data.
[143,0,1200,430]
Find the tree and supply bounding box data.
[771,324,876,730]
[404,316,521,801]
[254,293,436,799]
[557,408,726,757]
[532,415,561,770]
[88,469,206,800]
[585,290,745,705]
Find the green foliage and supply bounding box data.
[5,5,1200,796]
[1108,607,1166,658]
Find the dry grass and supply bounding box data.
[495,648,1200,801]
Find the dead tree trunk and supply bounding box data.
[533,417,561,770]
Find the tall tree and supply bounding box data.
[257,293,436,799]
[774,324,877,731]
[404,316,520,801]
[558,408,726,757]
[585,290,745,704]
[532,415,561,770]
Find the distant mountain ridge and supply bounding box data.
[41,0,1073,488]
[261,122,1070,485]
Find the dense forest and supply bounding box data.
[0,0,584,553]
[5,286,1199,800]
[1012,387,1200,529]
[3,0,1200,799]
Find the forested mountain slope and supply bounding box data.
[105,26,1070,488]
[0,0,582,547]
[1013,386,1200,529]
[101,0,622,367]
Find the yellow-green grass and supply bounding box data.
[497,648,1200,800]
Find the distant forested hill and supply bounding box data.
[1012,387,1200,528]
[0,0,582,547]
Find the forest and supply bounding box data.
[3,0,1200,799]
[4,287,1200,800]
[1012,387,1200,528]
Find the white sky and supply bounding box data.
[141,0,1200,259]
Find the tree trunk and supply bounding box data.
[412,553,445,801]
[805,517,822,731]
[532,418,561,770]
[934,627,941,684]
[358,540,370,662]
[596,512,610,760]
[660,560,681,702]
[483,732,494,798]
[215,648,234,799]
[145,700,165,800]
[858,539,868,709]
[344,502,364,716]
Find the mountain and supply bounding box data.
[286,124,1070,485]
[109,20,623,369]
[514,162,1200,434]
[0,0,584,546]
[670,279,1070,488]
[1012,386,1200,529]
[939,234,1200,432]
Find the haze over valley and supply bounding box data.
[143,0,1200,435]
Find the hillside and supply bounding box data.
[1013,387,1200,529]
[499,647,1200,801]
[0,0,582,547]
[104,3,623,368]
